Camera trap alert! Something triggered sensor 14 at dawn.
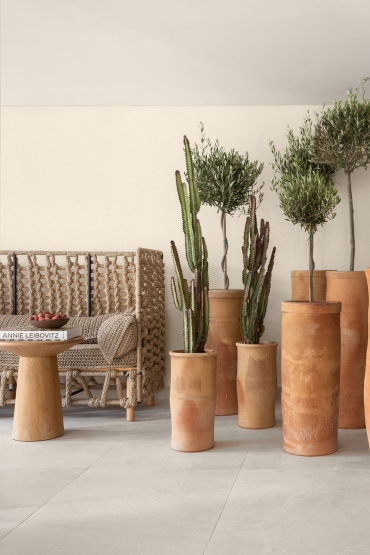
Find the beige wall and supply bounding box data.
[1,106,370,385]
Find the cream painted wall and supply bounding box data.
[1,106,370,386]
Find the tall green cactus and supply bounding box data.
[171,136,210,353]
[241,195,276,344]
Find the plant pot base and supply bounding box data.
[283,445,338,457]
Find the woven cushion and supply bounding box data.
[0,343,137,370]
[98,313,137,363]
[68,314,118,344]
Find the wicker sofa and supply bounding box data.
[0,249,166,421]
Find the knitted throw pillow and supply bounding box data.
[98,313,138,363]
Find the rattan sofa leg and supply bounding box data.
[126,379,135,421]
[148,396,155,406]
[9,375,16,400]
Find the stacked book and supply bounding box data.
[0,326,82,342]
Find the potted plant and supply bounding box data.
[315,80,370,428]
[274,168,342,456]
[270,115,336,301]
[191,123,264,416]
[169,135,217,453]
[237,196,277,429]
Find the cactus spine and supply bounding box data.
[241,195,276,344]
[171,136,210,353]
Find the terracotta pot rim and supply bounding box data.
[282,300,342,314]
[326,270,365,279]
[208,289,243,298]
[291,270,332,277]
[169,349,218,358]
[236,341,278,348]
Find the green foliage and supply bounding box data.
[240,196,276,344]
[274,171,340,234]
[171,136,210,354]
[315,79,370,174]
[191,123,264,215]
[270,115,336,188]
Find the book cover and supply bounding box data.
[0,326,82,342]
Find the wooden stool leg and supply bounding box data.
[126,378,135,422]
[148,396,155,406]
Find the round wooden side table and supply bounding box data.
[0,336,83,441]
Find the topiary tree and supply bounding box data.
[273,170,340,302]
[270,115,336,187]
[315,79,370,271]
[191,123,264,290]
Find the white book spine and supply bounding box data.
[0,330,69,341]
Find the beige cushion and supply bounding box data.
[98,313,137,363]
[68,314,118,344]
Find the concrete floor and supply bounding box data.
[0,399,369,555]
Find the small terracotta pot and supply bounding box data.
[236,341,277,429]
[281,301,341,456]
[170,349,217,452]
[326,271,368,429]
[291,270,328,301]
[206,289,243,416]
[363,269,370,447]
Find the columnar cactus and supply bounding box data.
[241,196,276,344]
[171,136,210,353]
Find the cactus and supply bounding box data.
[240,195,276,344]
[170,136,210,353]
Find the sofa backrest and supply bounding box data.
[0,251,137,316]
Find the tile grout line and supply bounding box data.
[202,433,256,555]
[0,420,145,544]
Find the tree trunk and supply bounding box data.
[308,224,315,303]
[347,170,355,271]
[220,212,229,290]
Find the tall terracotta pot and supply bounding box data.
[281,301,341,456]
[170,349,217,452]
[326,271,368,429]
[364,269,370,447]
[236,341,277,429]
[206,290,243,416]
[291,270,328,301]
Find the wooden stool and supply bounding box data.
[0,337,83,441]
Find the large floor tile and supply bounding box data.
[0,468,83,540]
[0,422,142,469]
[94,415,255,471]
[204,468,370,555]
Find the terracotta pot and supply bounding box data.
[326,271,368,429]
[206,289,243,416]
[236,341,277,429]
[364,269,370,447]
[291,270,328,301]
[281,301,341,456]
[170,349,217,452]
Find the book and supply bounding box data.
[0,326,82,342]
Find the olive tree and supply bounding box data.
[191,123,263,289]
[315,79,370,271]
[271,117,339,302]
[273,171,340,302]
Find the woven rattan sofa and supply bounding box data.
[0,249,165,421]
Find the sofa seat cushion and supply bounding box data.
[0,343,137,370]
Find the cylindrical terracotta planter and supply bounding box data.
[281,301,341,456]
[236,341,277,429]
[206,289,243,416]
[326,271,368,429]
[364,269,370,447]
[170,349,217,452]
[291,270,328,301]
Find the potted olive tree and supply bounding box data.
[315,80,370,429]
[237,195,277,429]
[271,115,336,301]
[274,169,342,456]
[192,123,264,416]
[169,135,217,453]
